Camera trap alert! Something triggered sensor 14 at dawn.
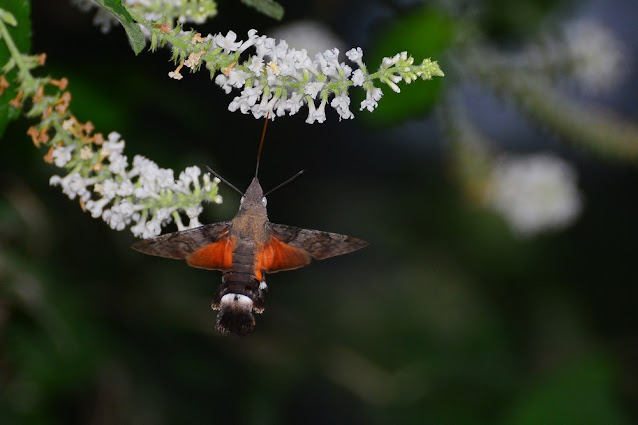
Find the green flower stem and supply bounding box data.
[0,16,35,86]
[466,47,638,162]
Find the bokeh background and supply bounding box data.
[1,0,638,424]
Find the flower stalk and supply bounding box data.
[0,15,35,87]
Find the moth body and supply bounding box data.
[132,177,368,336]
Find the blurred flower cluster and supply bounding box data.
[561,19,627,94]
[484,153,582,236]
[444,17,633,237]
[504,19,627,94]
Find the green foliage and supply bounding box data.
[93,0,146,55]
[506,355,628,425]
[364,8,454,126]
[241,0,284,21]
[0,0,30,138]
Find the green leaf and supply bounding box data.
[0,0,31,138]
[363,8,454,127]
[241,0,284,21]
[0,8,17,26]
[92,0,146,55]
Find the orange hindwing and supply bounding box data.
[257,237,311,273]
[187,237,235,270]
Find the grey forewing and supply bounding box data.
[131,221,232,259]
[268,223,368,260]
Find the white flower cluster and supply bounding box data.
[485,153,583,237]
[562,19,626,94]
[49,132,222,239]
[73,4,443,123]
[72,0,217,33]
[211,30,442,124]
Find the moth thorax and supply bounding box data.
[215,293,256,336]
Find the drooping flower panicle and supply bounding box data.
[49,131,222,239]
[147,26,444,123]
[0,22,222,239]
[70,2,443,123]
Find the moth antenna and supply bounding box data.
[255,111,270,178]
[205,166,243,195]
[265,170,305,197]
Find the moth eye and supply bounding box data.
[261,197,267,206]
[240,196,245,204]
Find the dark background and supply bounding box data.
[1,0,637,424]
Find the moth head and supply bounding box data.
[239,177,266,213]
[215,293,256,336]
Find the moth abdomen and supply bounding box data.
[211,272,266,335]
[215,294,256,336]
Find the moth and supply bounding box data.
[132,124,368,336]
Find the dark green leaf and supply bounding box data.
[241,0,284,21]
[0,0,30,138]
[362,8,454,127]
[93,0,146,55]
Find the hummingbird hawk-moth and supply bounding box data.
[131,123,368,336]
